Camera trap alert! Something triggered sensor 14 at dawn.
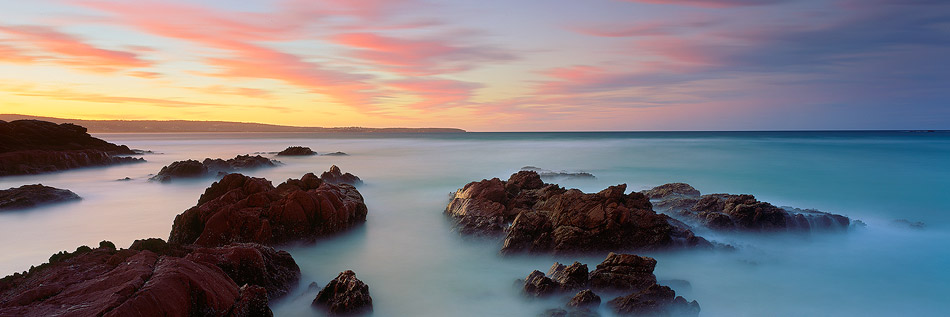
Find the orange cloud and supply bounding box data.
[0,24,150,72]
[386,78,483,110]
[332,32,516,75]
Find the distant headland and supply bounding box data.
[0,114,466,133]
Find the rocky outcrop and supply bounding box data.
[644,183,852,232]
[150,155,279,182]
[521,166,596,181]
[0,239,299,316]
[0,120,142,176]
[320,165,363,186]
[168,169,367,247]
[520,253,698,316]
[312,270,373,315]
[447,171,709,254]
[892,219,926,230]
[0,184,80,210]
[323,152,349,156]
[277,146,316,156]
[608,284,700,316]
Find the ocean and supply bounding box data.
[1,131,948,316]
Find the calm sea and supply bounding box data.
[1,131,947,316]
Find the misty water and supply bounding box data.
[1,132,948,316]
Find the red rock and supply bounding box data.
[312,270,373,315]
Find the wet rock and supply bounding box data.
[150,155,279,182]
[0,120,143,176]
[521,166,596,181]
[448,172,709,253]
[523,270,559,297]
[0,241,297,316]
[186,243,301,299]
[168,170,367,247]
[892,219,926,230]
[320,165,363,186]
[312,270,373,315]
[0,184,80,210]
[277,146,316,156]
[589,253,657,292]
[567,289,601,308]
[646,183,853,232]
[548,262,589,291]
[607,284,700,316]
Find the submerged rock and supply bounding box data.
[523,270,560,297]
[521,166,596,181]
[150,155,279,182]
[589,253,658,292]
[323,152,349,156]
[447,171,709,254]
[168,168,367,247]
[0,240,298,316]
[0,184,80,210]
[277,146,316,156]
[892,219,926,230]
[312,270,373,315]
[0,120,142,176]
[320,165,363,186]
[644,183,852,232]
[607,284,700,316]
[567,289,601,308]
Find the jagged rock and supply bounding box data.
[448,171,709,254]
[186,243,301,299]
[589,253,658,292]
[0,241,298,316]
[521,166,596,181]
[567,289,601,308]
[150,155,279,182]
[607,284,700,316]
[168,170,367,247]
[312,270,373,315]
[548,262,589,291]
[0,120,142,176]
[523,270,559,297]
[277,146,316,156]
[0,184,80,210]
[320,165,363,186]
[645,183,852,232]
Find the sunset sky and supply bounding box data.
[0,0,947,131]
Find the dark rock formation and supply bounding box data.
[323,152,349,156]
[589,253,657,292]
[0,240,299,316]
[447,171,709,254]
[540,308,599,317]
[277,146,316,156]
[150,155,279,182]
[0,120,142,176]
[607,284,700,316]
[320,165,363,186]
[892,219,926,230]
[312,270,373,315]
[520,253,698,316]
[567,289,601,308]
[521,166,596,181]
[0,184,80,210]
[644,183,853,232]
[168,170,367,247]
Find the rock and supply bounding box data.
[320,165,363,186]
[277,146,316,156]
[589,253,657,292]
[892,219,926,229]
[523,270,559,297]
[168,170,367,247]
[521,166,596,181]
[0,184,81,210]
[567,289,601,308]
[448,172,709,254]
[0,241,298,316]
[658,279,692,294]
[540,308,599,317]
[641,183,700,199]
[186,243,301,299]
[646,183,853,232]
[312,270,373,315]
[0,120,143,176]
[150,155,279,182]
[548,262,589,291]
[607,284,700,316]
[116,177,132,181]
[323,152,349,156]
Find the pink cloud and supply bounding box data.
[0,25,149,72]
[622,0,791,8]
[332,32,516,75]
[386,78,483,109]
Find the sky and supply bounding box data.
[0,0,947,131]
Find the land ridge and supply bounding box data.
[0,114,466,133]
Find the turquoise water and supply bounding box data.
[1,131,947,316]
